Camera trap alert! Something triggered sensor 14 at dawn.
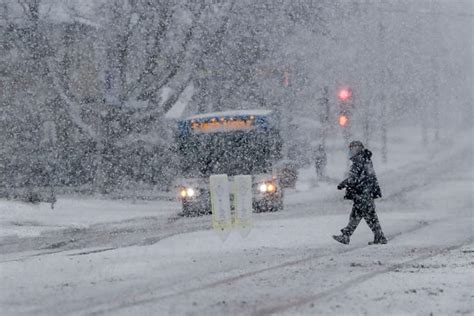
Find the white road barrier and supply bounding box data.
[232,175,253,237]
[209,174,232,240]
[210,174,253,240]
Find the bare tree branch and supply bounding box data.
[16,0,31,19]
[47,61,98,139]
[125,4,175,97]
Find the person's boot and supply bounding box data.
[369,232,388,245]
[332,234,350,245]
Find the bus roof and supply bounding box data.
[178,109,277,135]
[185,109,273,121]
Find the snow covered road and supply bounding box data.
[1,132,473,315]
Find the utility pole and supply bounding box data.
[362,89,370,147]
[431,0,440,141]
[319,86,330,149]
[281,67,290,160]
[378,20,388,163]
[362,0,371,148]
[94,107,106,194]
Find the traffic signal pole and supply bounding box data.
[337,87,353,146]
[319,86,330,149]
[378,20,388,163]
[381,96,388,163]
[281,68,290,160]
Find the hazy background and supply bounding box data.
[0,0,472,195]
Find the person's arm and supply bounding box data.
[337,161,362,189]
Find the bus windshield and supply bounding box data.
[178,129,282,177]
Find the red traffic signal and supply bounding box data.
[338,88,352,102]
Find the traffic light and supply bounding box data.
[338,113,349,127]
[337,86,353,143]
[338,88,352,102]
[337,87,353,128]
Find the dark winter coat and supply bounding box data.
[338,149,382,200]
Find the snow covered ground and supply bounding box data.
[0,198,178,238]
[1,127,473,315]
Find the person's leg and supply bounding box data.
[341,202,363,236]
[333,202,362,244]
[363,199,387,244]
[332,201,362,245]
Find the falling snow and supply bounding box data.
[0,1,472,315]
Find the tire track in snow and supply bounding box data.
[253,238,474,316]
[0,214,209,263]
[88,219,435,315]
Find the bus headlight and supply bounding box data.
[180,187,196,198]
[258,182,277,193]
[186,188,195,197]
[267,183,276,193]
[259,183,268,193]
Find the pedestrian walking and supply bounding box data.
[333,141,387,245]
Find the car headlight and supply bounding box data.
[259,183,268,193]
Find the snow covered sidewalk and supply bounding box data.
[0,198,179,238]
